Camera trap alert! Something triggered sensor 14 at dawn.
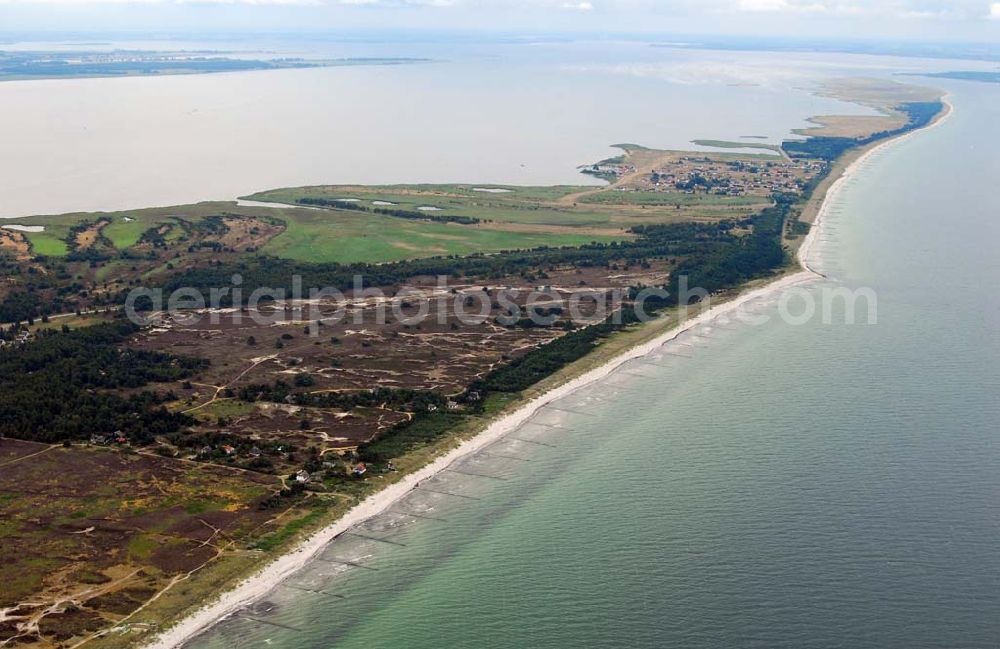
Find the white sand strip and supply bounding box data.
[2,224,44,233]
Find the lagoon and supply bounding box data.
[0,39,949,220]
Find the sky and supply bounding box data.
[0,0,998,42]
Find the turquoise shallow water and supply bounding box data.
[189,80,1000,649]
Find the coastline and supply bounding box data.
[797,94,953,274]
[145,279,820,649]
[138,100,954,649]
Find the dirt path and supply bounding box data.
[0,443,56,469]
[182,355,277,415]
[2,570,142,648]
[64,490,322,649]
[553,186,610,206]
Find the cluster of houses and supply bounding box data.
[428,399,467,413]
[90,432,130,446]
[642,157,826,197]
[86,416,402,484]
[295,460,371,485]
[0,329,34,348]
[197,443,265,459]
[301,459,396,484]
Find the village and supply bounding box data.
[648,155,825,196]
[592,150,827,198]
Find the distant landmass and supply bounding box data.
[653,37,1000,63]
[0,51,430,81]
[907,71,1000,84]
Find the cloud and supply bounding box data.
[7,0,462,4]
[0,0,324,4]
[731,0,1000,19]
[0,0,997,23]
[333,0,456,5]
[179,0,322,5]
[738,0,789,11]
[736,0,862,14]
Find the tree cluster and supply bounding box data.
[0,321,205,443]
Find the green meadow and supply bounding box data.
[12,205,223,257]
[259,206,618,264]
[246,184,617,227]
[12,174,774,266]
[11,196,624,266]
[244,182,767,234]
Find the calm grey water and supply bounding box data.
[187,79,1000,648]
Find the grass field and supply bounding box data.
[251,183,589,204]
[247,184,619,227]
[13,205,225,258]
[244,180,760,235]
[9,140,785,268]
[102,217,149,249]
[12,197,624,266]
[21,228,70,256]
[579,190,768,207]
[187,399,259,423]
[12,154,769,267]
[24,312,107,333]
[259,206,619,264]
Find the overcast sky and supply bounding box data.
[1,0,998,41]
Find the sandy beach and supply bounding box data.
[798,95,953,273]
[141,100,954,649]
